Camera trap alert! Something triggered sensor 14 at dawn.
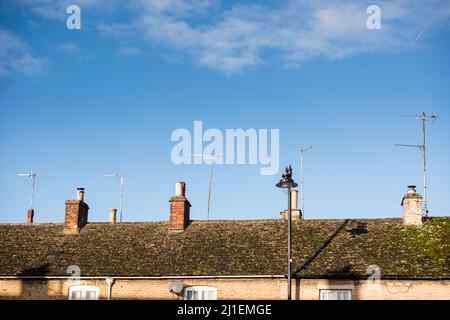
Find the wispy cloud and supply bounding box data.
[6,0,450,75]
[9,0,121,20]
[55,41,95,61]
[56,41,80,56]
[131,0,450,74]
[116,45,142,58]
[0,27,47,77]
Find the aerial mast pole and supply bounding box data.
[105,171,125,222]
[192,154,221,220]
[17,170,37,210]
[421,112,428,214]
[396,112,438,216]
[299,146,312,217]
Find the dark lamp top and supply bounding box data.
[276,165,298,189]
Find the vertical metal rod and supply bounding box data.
[422,113,428,215]
[207,161,214,220]
[300,150,304,217]
[287,187,292,300]
[30,174,35,210]
[120,175,124,223]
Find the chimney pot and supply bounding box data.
[109,208,117,224]
[280,189,302,220]
[291,190,298,210]
[77,187,85,201]
[175,182,186,197]
[169,182,191,231]
[27,208,34,224]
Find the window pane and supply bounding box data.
[86,290,97,300]
[71,290,81,300]
[320,290,351,300]
[69,286,99,300]
[184,287,217,300]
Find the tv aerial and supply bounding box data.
[282,145,313,217]
[104,171,124,223]
[396,112,439,216]
[17,170,37,211]
[191,154,221,220]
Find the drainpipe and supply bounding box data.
[106,277,115,300]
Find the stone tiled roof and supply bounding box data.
[0,217,448,279]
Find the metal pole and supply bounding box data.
[30,174,35,210]
[287,187,292,300]
[120,175,124,223]
[207,161,214,220]
[300,150,304,217]
[422,113,428,215]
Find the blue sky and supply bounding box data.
[0,0,449,223]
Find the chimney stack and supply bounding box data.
[401,185,423,226]
[280,189,302,220]
[27,208,34,224]
[109,208,117,224]
[169,182,191,232]
[64,187,89,233]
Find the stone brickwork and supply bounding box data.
[401,186,423,226]
[1,278,448,300]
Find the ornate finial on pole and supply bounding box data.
[276,165,297,189]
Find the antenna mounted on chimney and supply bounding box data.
[396,112,438,216]
[17,170,37,211]
[282,145,313,217]
[104,171,124,223]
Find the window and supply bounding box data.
[68,285,100,300]
[320,289,352,300]
[184,286,217,300]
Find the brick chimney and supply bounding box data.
[280,189,302,220]
[169,182,191,232]
[27,209,34,224]
[401,185,423,226]
[64,187,89,233]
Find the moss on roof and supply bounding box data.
[0,217,448,279]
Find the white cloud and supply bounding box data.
[56,41,80,56]
[6,0,450,75]
[116,45,142,57]
[134,0,450,74]
[9,0,121,20]
[55,41,96,62]
[0,27,47,77]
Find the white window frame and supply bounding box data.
[184,286,217,300]
[68,285,100,300]
[319,289,352,300]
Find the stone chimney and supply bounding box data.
[109,208,117,224]
[280,189,302,220]
[401,185,423,226]
[27,209,34,224]
[169,182,191,232]
[64,187,89,233]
